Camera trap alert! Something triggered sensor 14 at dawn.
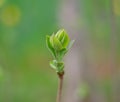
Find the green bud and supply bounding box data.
[49,29,70,51]
[46,29,74,73]
[55,29,70,48]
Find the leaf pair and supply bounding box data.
[50,60,64,73]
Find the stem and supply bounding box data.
[56,72,64,102]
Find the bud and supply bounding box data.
[46,29,74,73]
[55,29,70,48]
[46,29,73,55]
[48,29,70,52]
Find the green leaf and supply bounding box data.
[61,31,70,48]
[59,48,67,60]
[46,35,56,58]
[55,29,64,41]
[55,29,63,37]
[67,40,75,50]
[53,37,63,51]
[50,34,55,48]
[50,60,57,70]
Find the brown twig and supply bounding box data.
[56,72,64,102]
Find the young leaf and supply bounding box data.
[46,35,56,58]
[56,29,64,41]
[50,34,55,48]
[53,37,63,51]
[50,60,57,70]
[67,40,75,50]
[55,29,64,38]
[61,31,70,48]
[59,48,67,60]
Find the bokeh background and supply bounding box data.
[0,0,120,102]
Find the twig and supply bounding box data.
[56,72,64,102]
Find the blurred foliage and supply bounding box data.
[79,0,120,102]
[1,5,21,26]
[0,0,5,7]
[98,78,113,102]
[0,66,4,80]
[80,0,120,61]
[113,0,120,16]
[0,0,59,102]
[78,83,90,100]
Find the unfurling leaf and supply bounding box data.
[46,35,56,58]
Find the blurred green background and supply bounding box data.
[0,0,58,102]
[0,0,120,102]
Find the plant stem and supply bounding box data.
[56,72,64,102]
